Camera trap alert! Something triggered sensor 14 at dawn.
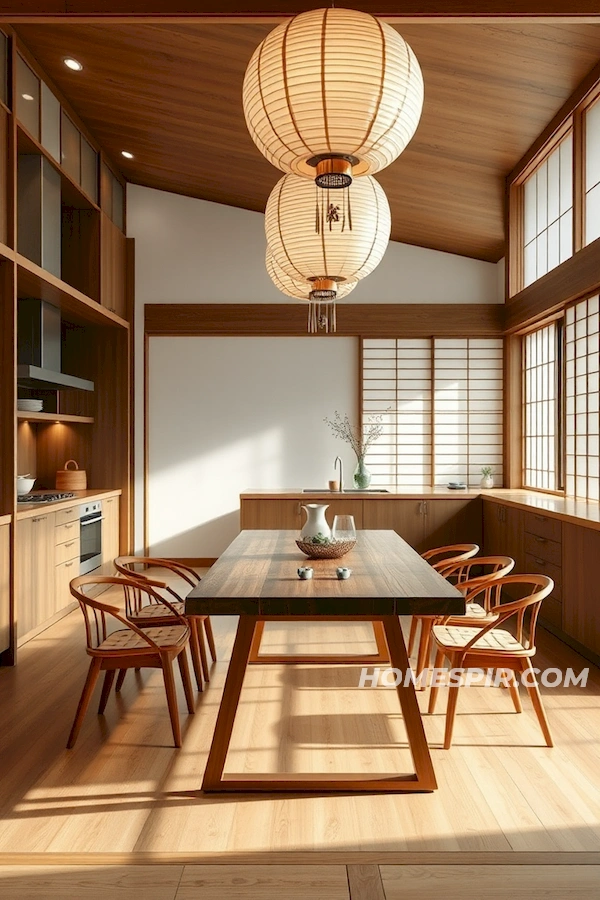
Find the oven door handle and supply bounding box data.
[80,515,104,525]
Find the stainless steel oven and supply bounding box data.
[80,500,103,574]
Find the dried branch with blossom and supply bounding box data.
[323,410,386,459]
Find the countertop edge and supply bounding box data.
[16,489,122,520]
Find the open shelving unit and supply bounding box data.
[0,26,133,665]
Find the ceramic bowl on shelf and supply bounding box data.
[17,476,35,495]
[17,399,43,412]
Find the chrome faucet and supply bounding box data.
[334,456,344,492]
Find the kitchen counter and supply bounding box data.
[240,488,600,531]
[16,489,122,519]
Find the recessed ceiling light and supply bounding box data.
[22,93,34,101]
[121,151,134,159]
[63,57,83,72]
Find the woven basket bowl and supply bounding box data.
[295,538,356,560]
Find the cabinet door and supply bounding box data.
[482,499,504,555]
[101,497,120,576]
[16,513,55,639]
[0,523,9,654]
[322,498,363,530]
[55,558,79,614]
[240,499,301,530]
[563,523,600,655]
[362,500,424,551]
[504,505,525,571]
[101,213,127,318]
[423,498,482,554]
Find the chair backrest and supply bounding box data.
[440,556,515,609]
[69,575,185,651]
[462,574,554,654]
[422,544,480,583]
[114,556,200,603]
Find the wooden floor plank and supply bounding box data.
[380,864,600,899]
[347,864,387,900]
[175,864,349,899]
[0,864,183,900]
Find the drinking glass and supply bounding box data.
[332,515,356,542]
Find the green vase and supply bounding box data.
[353,457,372,489]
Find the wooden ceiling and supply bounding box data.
[15,21,600,261]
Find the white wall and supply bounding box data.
[148,337,357,557]
[128,184,502,554]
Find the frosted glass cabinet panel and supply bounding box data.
[16,55,40,140]
[41,83,60,162]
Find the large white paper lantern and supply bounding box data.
[265,172,390,297]
[243,7,423,187]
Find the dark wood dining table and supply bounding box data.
[186,529,465,794]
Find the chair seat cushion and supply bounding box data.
[131,600,184,619]
[433,624,525,653]
[99,624,188,652]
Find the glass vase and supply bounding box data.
[353,457,372,489]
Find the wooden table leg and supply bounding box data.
[202,614,437,793]
[202,616,258,791]
[380,615,437,791]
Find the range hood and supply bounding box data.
[17,299,94,392]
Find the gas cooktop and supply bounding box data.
[17,491,76,504]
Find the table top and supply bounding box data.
[185,530,465,617]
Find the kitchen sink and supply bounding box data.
[301,488,390,493]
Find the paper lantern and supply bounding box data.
[265,173,390,295]
[243,7,423,187]
[266,246,356,332]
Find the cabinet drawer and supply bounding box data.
[55,505,80,526]
[55,537,80,565]
[523,512,561,543]
[55,520,79,545]
[524,532,562,567]
[525,552,562,589]
[540,596,563,630]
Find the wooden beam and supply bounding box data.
[144,303,505,338]
[505,237,600,332]
[2,2,600,23]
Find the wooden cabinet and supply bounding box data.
[483,500,525,567]
[16,512,56,640]
[562,523,600,656]
[101,213,127,318]
[54,507,80,614]
[363,498,481,554]
[363,499,425,550]
[0,523,9,655]
[241,497,364,532]
[101,496,120,576]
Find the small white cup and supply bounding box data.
[336,566,352,580]
[298,566,314,580]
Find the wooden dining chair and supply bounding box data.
[67,575,195,749]
[427,574,555,749]
[410,556,515,687]
[409,543,480,657]
[114,557,217,690]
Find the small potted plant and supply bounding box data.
[480,465,494,489]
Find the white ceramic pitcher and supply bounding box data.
[301,503,331,540]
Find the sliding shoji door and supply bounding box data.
[565,296,600,500]
[362,338,503,488]
[433,339,504,487]
[523,323,560,491]
[362,339,432,489]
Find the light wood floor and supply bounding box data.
[0,864,599,899]
[1,570,600,861]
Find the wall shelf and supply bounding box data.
[17,411,95,425]
[17,254,129,330]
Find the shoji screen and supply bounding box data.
[362,338,503,488]
[523,323,559,491]
[362,339,432,489]
[585,99,600,246]
[565,296,600,500]
[433,339,504,487]
[523,133,573,288]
